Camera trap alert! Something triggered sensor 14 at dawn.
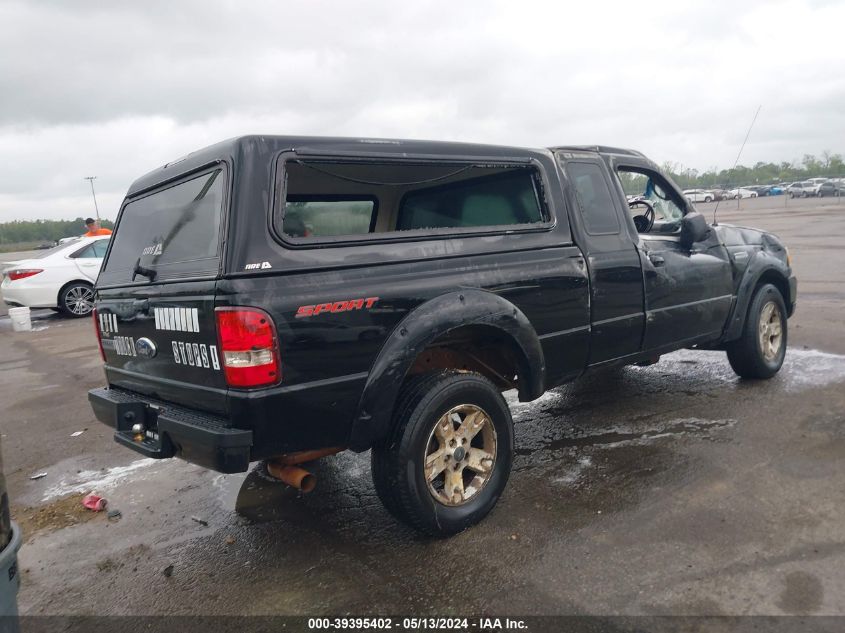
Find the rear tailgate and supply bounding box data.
[95,167,229,414]
[96,282,226,412]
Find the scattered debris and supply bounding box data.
[96,558,119,572]
[29,473,47,480]
[82,494,107,512]
[225,535,235,545]
[510,534,518,541]
[70,430,86,437]
[191,516,208,527]
[13,494,96,537]
[107,509,122,521]
[162,564,174,578]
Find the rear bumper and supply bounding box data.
[0,282,56,309]
[88,386,252,473]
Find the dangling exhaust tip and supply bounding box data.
[266,462,317,493]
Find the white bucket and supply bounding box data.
[7,307,31,332]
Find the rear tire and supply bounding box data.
[58,281,95,317]
[371,371,513,536]
[725,284,787,379]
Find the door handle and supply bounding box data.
[648,254,665,266]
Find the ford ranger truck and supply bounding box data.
[89,137,797,535]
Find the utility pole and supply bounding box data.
[84,176,100,221]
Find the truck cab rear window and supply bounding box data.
[100,169,225,284]
[283,197,376,237]
[278,160,546,241]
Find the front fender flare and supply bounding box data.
[723,252,792,342]
[347,290,545,451]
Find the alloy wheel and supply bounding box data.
[65,285,94,315]
[424,404,497,506]
[758,300,783,362]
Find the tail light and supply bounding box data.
[215,307,280,387]
[7,269,43,281]
[92,308,106,362]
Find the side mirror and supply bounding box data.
[680,211,710,249]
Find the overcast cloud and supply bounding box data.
[1,0,844,221]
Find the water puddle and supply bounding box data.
[636,347,845,393]
[515,417,735,456]
[41,458,162,502]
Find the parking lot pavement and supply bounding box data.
[1,199,844,616]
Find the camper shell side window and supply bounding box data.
[272,157,553,246]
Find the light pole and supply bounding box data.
[84,176,100,221]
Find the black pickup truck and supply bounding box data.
[89,136,796,535]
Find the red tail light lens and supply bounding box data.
[7,269,43,281]
[215,307,280,388]
[92,308,106,362]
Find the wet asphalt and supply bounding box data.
[0,196,843,616]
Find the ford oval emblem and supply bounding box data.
[135,337,157,359]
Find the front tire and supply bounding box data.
[371,371,514,536]
[725,284,787,379]
[58,281,95,317]
[704,196,713,203]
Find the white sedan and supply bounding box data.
[683,189,715,203]
[728,187,758,199]
[1,236,109,317]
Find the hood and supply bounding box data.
[714,223,789,264]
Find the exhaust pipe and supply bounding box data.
[264,447,345,493]
[266,462,317,494]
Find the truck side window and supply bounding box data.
[568,162,620,235]
[617,167,685,232]
[278,160,547,242]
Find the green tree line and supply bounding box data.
[663,151,845,190]
[0,217,114,245]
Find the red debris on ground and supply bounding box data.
[82,494,107,512]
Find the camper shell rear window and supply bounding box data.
[274,158,549,244]
[99,167,226,285]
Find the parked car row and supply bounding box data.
[684,177,844,203]
[785,179,845,198]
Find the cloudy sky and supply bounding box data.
[2,0,844,222]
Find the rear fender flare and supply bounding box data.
[348,290,545,451]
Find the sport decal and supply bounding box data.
[155,307,200,333]
[295,296,379,318]
[171,341,220,370]
[98,312,119,334]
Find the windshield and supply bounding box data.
[99,169,225,285]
